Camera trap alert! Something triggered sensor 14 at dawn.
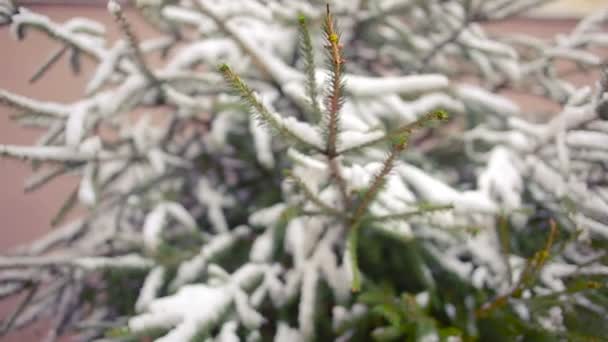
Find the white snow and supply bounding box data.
[250,116,275,168]
[107,0,121,15]
[129,285,232,342]
[0,145,95,162]
[171,227,250,289]
[478,147,523,210]
[344,73,450,96]
[136,266,166,312]
[249,203,287,228]
[337,130,384,153]
[282,117,324,149]
[566,130,608,150]
[142,204,167,251]
[456,84,520,116]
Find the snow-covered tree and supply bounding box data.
[1,0,607,340]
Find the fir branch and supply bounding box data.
[418,0,474,70]
[351,136,409,228]
[219,63,290,133]
[322,5,350,208]
[286,172,346,219]
[51,186,79,227]
[0,89,69,117]
[340,110,449,153]
[0,282,39,336]
[391,109,449,139]
[10,11,102,62]
[0,255,153,270]
[329,158,350,209]
[298,14,322,122]
[497,214,513,285]
[192,0,274,81]
[366,204,453,222]
[476,219,558,318]
[29,45,68,83]
[108,0,157,86]
[219,64,323,151]
[323,4,345,159]
[346,135,409,292]
[0,145,93,162]
[347,228,361,292]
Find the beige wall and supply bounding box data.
[534,0,607,17]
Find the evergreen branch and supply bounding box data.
[340,110,449,153]
[0,282,39,336]
[10,11,102,62]
[392,109,450,138]
[366,204,453,222]
[51,186,79,227]
[329,158,350,209]
[108,0,157,86]
[25,165,80,193]
[0,145,93,162]
[219,64,323,151]
[418,0,473,71]
[322,6,350,208]
[286,172,346,219]
[29,45,68,83]
[323,4,345,158]
[298,14,322,122]
[476,219,558,318]
[191,0,274,81]
[0,255,153,270]
[347,228,361,292]
[218,64,280,130]
[351,136,409,227]
[345,136,409,292]
[497,214,513,285]
[0,89,69,117]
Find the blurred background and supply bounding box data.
[0,0,605,340]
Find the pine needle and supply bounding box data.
[298,14,322,122]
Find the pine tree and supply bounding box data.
[0,0,607,341]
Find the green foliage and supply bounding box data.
[220,6,451,296]
[297,13,322,122]
[356,285,462,341]
[103,268,148,317]
[104,326,167,342]
[152,231,206,268]
[48,5,608,341]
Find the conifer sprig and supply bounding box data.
[322,5,350,208]
[219,10,451,294]
[347,135,408,292]
[219,64,322,151]
[347,226,361,292]
[351,135,409,230]
[298,15,321,122]
[394,109,449,135]
[367,204,454,222]
[476,219,558,318]
[108,0,157,86]
[323,4,345,158]
[286,172,347,219]
[339,110,449,153]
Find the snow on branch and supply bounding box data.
[1,1,608,340]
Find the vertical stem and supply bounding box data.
[351,139,407,226]
[347,226,361,292]
[323,5,349,208]
[109,1,157,86]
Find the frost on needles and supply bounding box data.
[220,5,451,294]
[0,0,608,341]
